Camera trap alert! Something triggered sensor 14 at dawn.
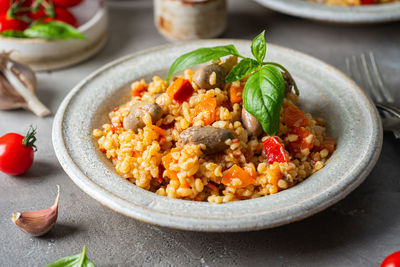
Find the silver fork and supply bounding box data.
[346,52,400,139]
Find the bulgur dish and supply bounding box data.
[311,0,399,5]
[93,32,335,204]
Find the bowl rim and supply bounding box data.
[253,0,400,23]
[0,0,106,43]
[52,39,383,232]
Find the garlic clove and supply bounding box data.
[0,73,27,110]
[12,185,60,237]
[0,51,50,117]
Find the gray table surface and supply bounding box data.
[1,1,399,266]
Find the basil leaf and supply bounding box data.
[243,64,285,136]
[0,30,27,38]
[24,21,86,40]
[46,246,95,267]
[165,45,240,81]
[251,30,266,63]
[225,58,260,83]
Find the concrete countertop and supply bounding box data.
[1,1,399,266]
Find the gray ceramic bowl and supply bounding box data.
[52,40,382,232]
[253,0,400,24]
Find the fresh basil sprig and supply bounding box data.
[251,30,267,63]
[243,65,285,135]
[165,45,240,81]
[0,30,27,38]
[225,58,260,83]
[166,30,298,136]
[46,246,95,267]
[24,21,86,40]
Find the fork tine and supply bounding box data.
[360,53,384,103]
[368,52,394,103]
[349,56,370,97]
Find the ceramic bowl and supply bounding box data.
[253,0,400,24]
[52,40,382,232]
[0,0,108,71]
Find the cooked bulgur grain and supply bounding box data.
[93,58,335,203]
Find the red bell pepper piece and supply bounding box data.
[263,137,289,164]
[167,78,194,104]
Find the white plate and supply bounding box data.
[254,0,400,23]
[0,0,108,71]
[52,40,382,232]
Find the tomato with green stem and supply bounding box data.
[31,7,77,27]
[1,0,32,15]
[0,15,28,32]
[0,126,37,175]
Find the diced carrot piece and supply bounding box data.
[263,137,289,164]
[314,137,335,153]
[162,148,187,186]
[229,84,243,103]
[162,151,175,170]
[168,170,179,181]
[283,105,309,127]
[131,81,148,97]
[111,122,122,134]
[134,151,142,157]
[150,125,166,136]
[287,127,314,154]
[167,78,194,104]
[266,163,282,187]
[206,183,219,192]
[222,164,255,189]
[193,97,217,125]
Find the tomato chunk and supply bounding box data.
[193,97,217,125]
[229,84,243,103]
[361,0,375,4]
[287,127,314,154]
[131,82,148,97]
[314,137,335,153]
[167,78,194,104]
[222,164,255,189]
[283,104,309,128]
[263,137,289,164]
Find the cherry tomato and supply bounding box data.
[31,8,78,27]
[0,15,28,32]
[381,251,400,267]
[52,0,83,8]
[0,127,37,176]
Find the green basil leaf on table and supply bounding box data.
[166,45,240,81]
[24,21,86,40]
[46,246,95,267]
[0,30,27,38]
[243,64,285,136]
[251,30,266,63]
[225,58,260,83]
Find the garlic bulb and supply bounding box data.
[0,52,50,117]
[12,185,60,237]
